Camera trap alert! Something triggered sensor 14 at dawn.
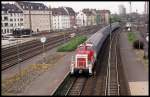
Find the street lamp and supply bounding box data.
[29,4,32,37]
[40,36,46,64]
[108,12,112,96]
[49,5,52,33]
[129,1,132,32]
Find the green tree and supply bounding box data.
[110,15,121,23]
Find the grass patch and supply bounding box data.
[57,35,87,52]
[128,32,137,43]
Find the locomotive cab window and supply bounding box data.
[86,46,92,51]
[78,46,84,50]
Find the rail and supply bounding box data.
[105,28,121,96]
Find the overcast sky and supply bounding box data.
[2,1,146,14]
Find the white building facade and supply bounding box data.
[52,7,70,30]
[1,3,24,35]
[118,4,126,16]
[76,11,87,27]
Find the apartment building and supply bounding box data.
[1,3,24,35]
[64,7,76,28]
[15,1,52,32]
[76,11,87,27]
[98,10,110,24]
[51,7,70,30]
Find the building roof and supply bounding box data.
[1,3,23,13]
[16,1,49,10]
[52,7,68,15]
[64,7,75,16]
[82,8,93,16]
[98,10,110,13]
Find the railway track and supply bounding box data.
[2,25,102,70]
[66,77,87,96]
[53,75,88,96]
[2,35,70,70]
[104,28,121,95]
[53,27,129,96]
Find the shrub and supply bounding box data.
[133,40,144,49]
[128,32,136,43]
[57,36,87,52]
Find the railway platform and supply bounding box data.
[19,52,75,95]
[2,46,75,95]
[119,31,148,95]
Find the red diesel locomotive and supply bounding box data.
[70,22,120,75]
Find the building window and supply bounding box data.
[10,23,13,27]
[4,16,8,21]
[5,29,7,33]
[10,18,13,21]
[21,23,23,26]
[4,23,8,27]
[18,19,19,21]
[14,19,16,21]
[18,23,19,26]
[7,29,9,33]
[20,18,23,21]
[10,29,13,32]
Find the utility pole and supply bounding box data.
[29,4,32,36]
[107,12,112,96]
[129,1,132,32]
[49,5,52,33]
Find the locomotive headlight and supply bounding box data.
[71,64,74,67]
[88,64,92,74]
[70,64,74,74]
[94,52,96,59]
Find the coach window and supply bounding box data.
[87,46,92,51]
